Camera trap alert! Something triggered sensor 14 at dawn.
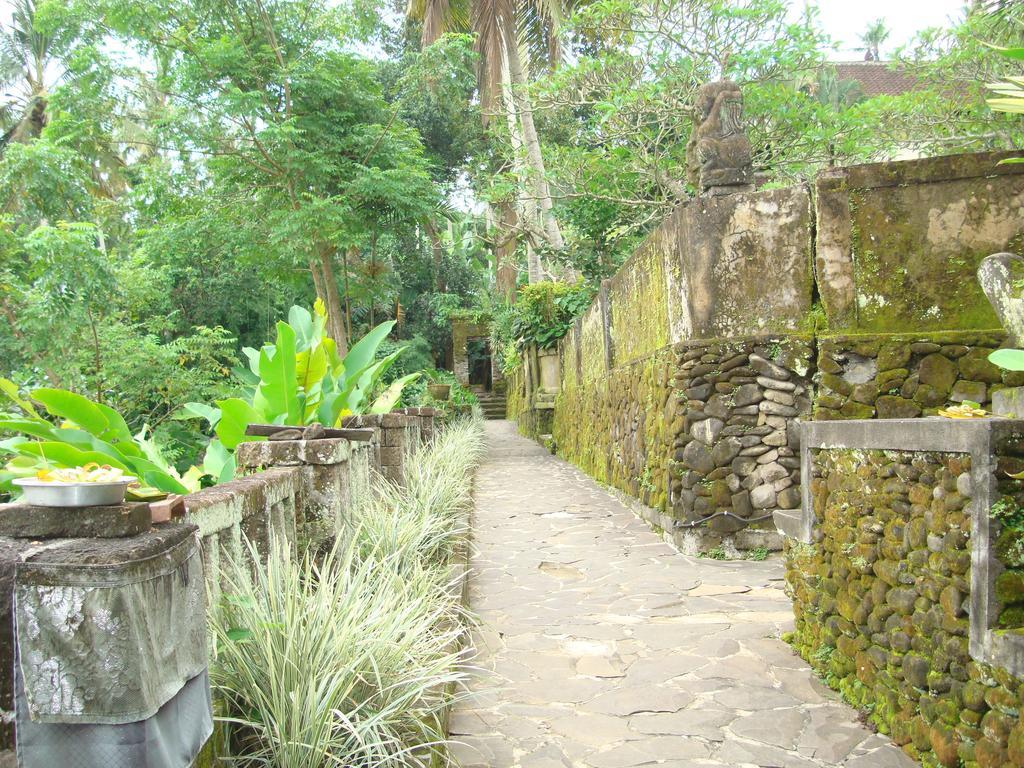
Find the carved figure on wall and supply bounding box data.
[686,80,754,196]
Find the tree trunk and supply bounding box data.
[314,245,348,355]
[503,23,564,251]
[495,201,518,301]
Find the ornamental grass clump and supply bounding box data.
[349,417,486,569]
[210,415,485,768]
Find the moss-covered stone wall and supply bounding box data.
[554,348,675,500]
[786,446,1024,768]
[608,237,670,366]
[815,151,1024,332]
[816,331,1016,420]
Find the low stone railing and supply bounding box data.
[186,410,437,591]
[783,417,1024,765]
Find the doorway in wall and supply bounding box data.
[467,337,493,391]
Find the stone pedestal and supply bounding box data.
[0,520,205,762]
[0,502,151,539]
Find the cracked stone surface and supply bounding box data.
[450,421,916,768]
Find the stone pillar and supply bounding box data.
[234,438,354,551]
[0,507,208,764]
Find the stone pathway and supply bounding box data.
[450,421,917,768]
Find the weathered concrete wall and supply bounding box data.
[785,418,1024,768]
[507,151,1024,551]
[672,186,814,340]
[816,151,1024,332]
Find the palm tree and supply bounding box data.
[858,18,889,62]
[0,0,70,147]
[407,0,569,286]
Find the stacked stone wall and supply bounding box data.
[671,336,813,536]
[816,331,1018,420]
[785,435,1024,768]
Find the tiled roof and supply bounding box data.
[834,61,920,97]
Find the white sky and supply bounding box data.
[796,0,971,60]
[0,0,972,61]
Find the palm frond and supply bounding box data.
[472,0,513,118]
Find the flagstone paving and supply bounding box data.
[450,420,917,768]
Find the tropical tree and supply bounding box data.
[0,0,66,145]
[406,0,570,286]
[80,0,439,353]
[858,18,889,61]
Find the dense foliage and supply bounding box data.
[211,416,485,766]
[1,0,1020,471]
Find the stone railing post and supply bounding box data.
[235,438,358,551]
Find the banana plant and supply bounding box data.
[0,380,194,495]
[177,301,421,453]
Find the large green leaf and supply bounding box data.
[241,347,261,376]
[174,402,222,429]
[288,305,315,351]
[200,438,232,483]
[215,398,264,450]
[346,349,405,414]
[296,342,329,422]
[987,43,1024,61]
[31,389,110,436]
[257,321,301,424]
[94,403,135,444]
[132,462,188,494]
[990,349,1024,372]
[0,418,61,442]
[369,373,422,414]
[0,378,39,418]
[338,320,396,388]
[9,442,131,473]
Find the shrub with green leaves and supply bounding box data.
[178,301,422,477]
[0,380,197,494]
[509,281,594,350]
[210,417,486,767]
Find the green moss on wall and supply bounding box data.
[554,348,675,508]
[608,240,669,367]
[786,448,1024,768]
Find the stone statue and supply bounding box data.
[686,80,754,196]
[978,252,1024,346]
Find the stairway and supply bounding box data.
[472,386,507,420]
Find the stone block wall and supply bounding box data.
[184,466,300,601]
[342,412,424,484]
[785,419,1024,768]
[816,331,1019,421]
[509,150,1024,550]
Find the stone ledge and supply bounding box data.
[0,503,151,539]
[236,438,351,468]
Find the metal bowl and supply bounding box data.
[12,477,137,508]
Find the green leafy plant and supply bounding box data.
[210,417,485,766]
[992,495,1024,529]
[508,282,594,350]
[986,43,1024,164]
[746,547,770,562]
[990,348,1024,371]
[0,380,197,494]
[179,302,422,471]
